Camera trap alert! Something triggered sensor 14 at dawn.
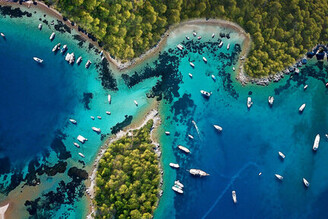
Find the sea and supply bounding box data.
[1,4,328,219]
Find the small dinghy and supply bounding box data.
[69,119,77,124]
[278,151,285,159]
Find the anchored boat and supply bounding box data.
[69,119,77,124]
[278,151,285,159]
[232,191,237,204]
[178,145,190,153]
[169,163,180,169]
[213,124,223,132]
[200,90,211,97]
[303,178,310,187]
[299,103,306,112]
[313,134,320,151]
[275,174,283,181]
[189,169,210,177]
[33,57,43,64]
[247,97,253,109]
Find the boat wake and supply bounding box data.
[192,120,201,139]
[201,162,258,219]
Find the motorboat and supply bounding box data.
[218,41,223,48]
[233,67,235,71]
[175,180,184,188]
[76,56,82,65]
[100,50,103,56]
[211,33,215,38]
[278,151,285,159]
[259,172,262,176]
[38,23,42,30]
[49,32,55,40]
[232,191,237,204]
[52,43,60,52]
[299,103,306,112]
[85,60,92,68]
[193,32,197,36]
[90,116,95,120]
[61,45,67,53]
[313,134,320,151]
[97,116,101,119]
[211,75,216,81]
[177,44,183,50]
[200,90,211,97]
[178,145,190,153]
[108,94,111,104]
[106,111,111,115]
[227,43,230,50]
[172,185,183,194]
[78,152,85,158]
[165,131,170,135]
[186,36,190,40]
[203,57,207,63]
[134,100,138,106]
[92,127,101,133]
[213,125,223,132]
[304,85,308,90]
[73,142,80,148]
[169,163,180,169]
[303,178,310,187]
[198,36,202,40]
[268,96,274,106]
[69,119,77,124]
[247,97,253,108]
[77,135,87,143]
[190,62,195,68]
[188,134,194,139]
[275,174,283,181]
[33,57,43,63]
[65,52,75,64]
[188,73,193,78]
[0,32,5,38]
[189,169,210,177]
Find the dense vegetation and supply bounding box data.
[53,0,328,77]
[94,120,160,219]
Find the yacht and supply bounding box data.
[247,97,253,108]
[303,178,310,187]
[197,36,202,40]
[1,32,5,38]
[304,85,308,90]
[108,94,111,104]
[178,145,190,153]
[189,169,210,177]
[211,75,216,81]
[76,56,82,65]
[188,134,194,139]
[106,111,111,115]
[33,57,43,63]
[61,45,67,53]
[193,32,197,37]
[169,163,179,169]
[77,135,88,144]
[134,100,138,106]
[175,180,184,188]
[65,52,75,64]
[232,191,237,204]
[218,41,223,48]
[90,116,95,120]
[188,73,193,78]
[38,23,42,30]
[186,36,190,40]
[299,103,306,112]
[200,90,211,97]
[85,60,92,68]
[97,116,101,119]
[165,131,170,135]
[275,174,283,181]
[69,119,77,124]
[278,151,285,159]
[50,32,55,40]
[92,127,101,133]
[177,44,183,50]
[211,33,215,38]
[227,43,230,50]
[73,142,80,148]
[268,96,274,106]
[233,67,235,71]
[313,134,320,151]
[78,152,85,158]
[203,57,207,63]
[213,124,223,132]
[190,62,195,68]
[172,185,183,194]
[52,43,60,52]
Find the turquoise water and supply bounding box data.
[1,4,328,219]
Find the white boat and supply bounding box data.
[295,68,300,74]
[259,172,262,176]
[69,119,77,124]
[107,94,111,104]
[278,151,285,159]
[232,191,237,204]
[52,43,60,52]
[65,52,75,64]
[218,41,223,48]
[189,169,210,177]
[73,142,80,148]
[188,73,193,78]
[100,50,103,56]
[169,163,180,169]
[203,57,207,63]
[313,134,320,151]
[92,127,101,133]
[33,57,43,63]
[200,90,211,97]
[38,23,42,30]
[76,56,82,65]
[177,44,183,50]
[172,185,183,194]
[304,85,308,90]
[1,32,5,38]
[213,125,223,132]
[268,96,274,106]
[175,180,184,188]
[85,60,92,68]
[97,116,101,119]
[193,32,197,36]
[78,152,85,158]
[186,36,190,40]
[134,100,138,106]
[90,116,95,120]
[178,145,190,153]
[61,45,67,53]
[233,67,235,71]
[190,62,195,68]
[49,32,55,40]
[247,97,253,108]
[325,134,328,139]
[188,134,194,139]
[198,36,202,40]
[211,33,215,38]
[227,43,230,50]
[77,135,87,144]
[275,174,283,181]
[299,103,306,112]
[106,111,111,115]
[303,178,310,187]
[211,75,216,81]
[165,131,170,135]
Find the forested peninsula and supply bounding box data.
[94,120,160,218]
[46,0,328,77]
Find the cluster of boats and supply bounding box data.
[172,180,184,194]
